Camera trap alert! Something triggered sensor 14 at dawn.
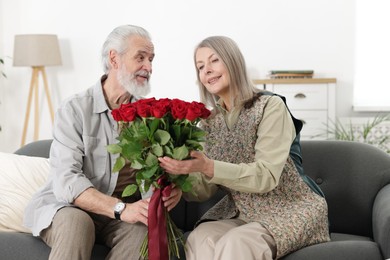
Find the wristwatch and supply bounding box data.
[114,201,126,220]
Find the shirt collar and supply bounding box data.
[93,75,110,114]
[215,98,243,129]
[216,98,228,114]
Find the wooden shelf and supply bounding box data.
[253,78,337,85]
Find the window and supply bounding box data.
[353,0,390,111]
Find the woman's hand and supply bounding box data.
[162,185,182,211]
[158,151,214,178]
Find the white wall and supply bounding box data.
[0,0,356,152]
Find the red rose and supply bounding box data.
[136,102,152,118]
[137,97,156,105]
[185,101,211,121]
[151,98,171,118]
[111,109,123,121]
[201,105,211,119]
[171,99,189,119]
[118,103,137,122]
[185,101,204,121]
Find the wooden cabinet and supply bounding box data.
[253,78,337,140]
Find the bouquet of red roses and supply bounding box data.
[107,97,211,260]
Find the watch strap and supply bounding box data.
[114,211,121,220]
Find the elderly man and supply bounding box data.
[24,25,182,260]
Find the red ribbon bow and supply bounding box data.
[148,177,172,260]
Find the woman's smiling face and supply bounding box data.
[195,47,230,99]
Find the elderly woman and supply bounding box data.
[159,36,330,260]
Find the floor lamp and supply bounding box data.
[13,34,62,146]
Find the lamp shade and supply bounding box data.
[13,34,62,67]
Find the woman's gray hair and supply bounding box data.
[194,36,257,110]
[101,25,151,74]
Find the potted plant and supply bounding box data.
[325,114,390,153]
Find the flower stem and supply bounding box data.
[165,208,184,258]
[140,234,148,259]
[139,209,184,259]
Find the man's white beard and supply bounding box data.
[117,66,151,97]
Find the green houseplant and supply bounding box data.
[325,114,390,153]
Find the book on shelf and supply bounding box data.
[269,73,313,79]
[269,70,314,75]
[268,70,314,79]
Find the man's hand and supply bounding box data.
[120,198,150,225]
[162,185,182,211]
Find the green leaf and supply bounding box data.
[169,174,193,193]
[106,144,122,154]
[131,159,144,169]
[122,184,138,197]
[185,139,203,150]
[169,174,185,184]
[148,118,161,135]
[141,164,159,179]
[145,152,158,167]
[191,130,207,139]
[137,120,150,137]
[121,141,143,159]
[181,180,193,192]
[113,156,126,172]
[181,126,190,137]
[154,129,171,145]
[124,120,149,139]
[172,125,181,140]
[136,171,144,184]
[151,143,163,156]
[173,145,189,160]
[163,145,173,157]
[140,180,152,194]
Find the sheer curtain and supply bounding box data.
[353,0,390,111]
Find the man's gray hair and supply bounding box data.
[101,25,151,74]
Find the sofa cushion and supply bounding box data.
[0,152,50,232]
[280,240,382,260]
[0,232,110,260]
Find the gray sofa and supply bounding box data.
[1,139,390,259]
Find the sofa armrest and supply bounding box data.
[373,184,390,259]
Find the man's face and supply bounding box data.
[117,36,155,96]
